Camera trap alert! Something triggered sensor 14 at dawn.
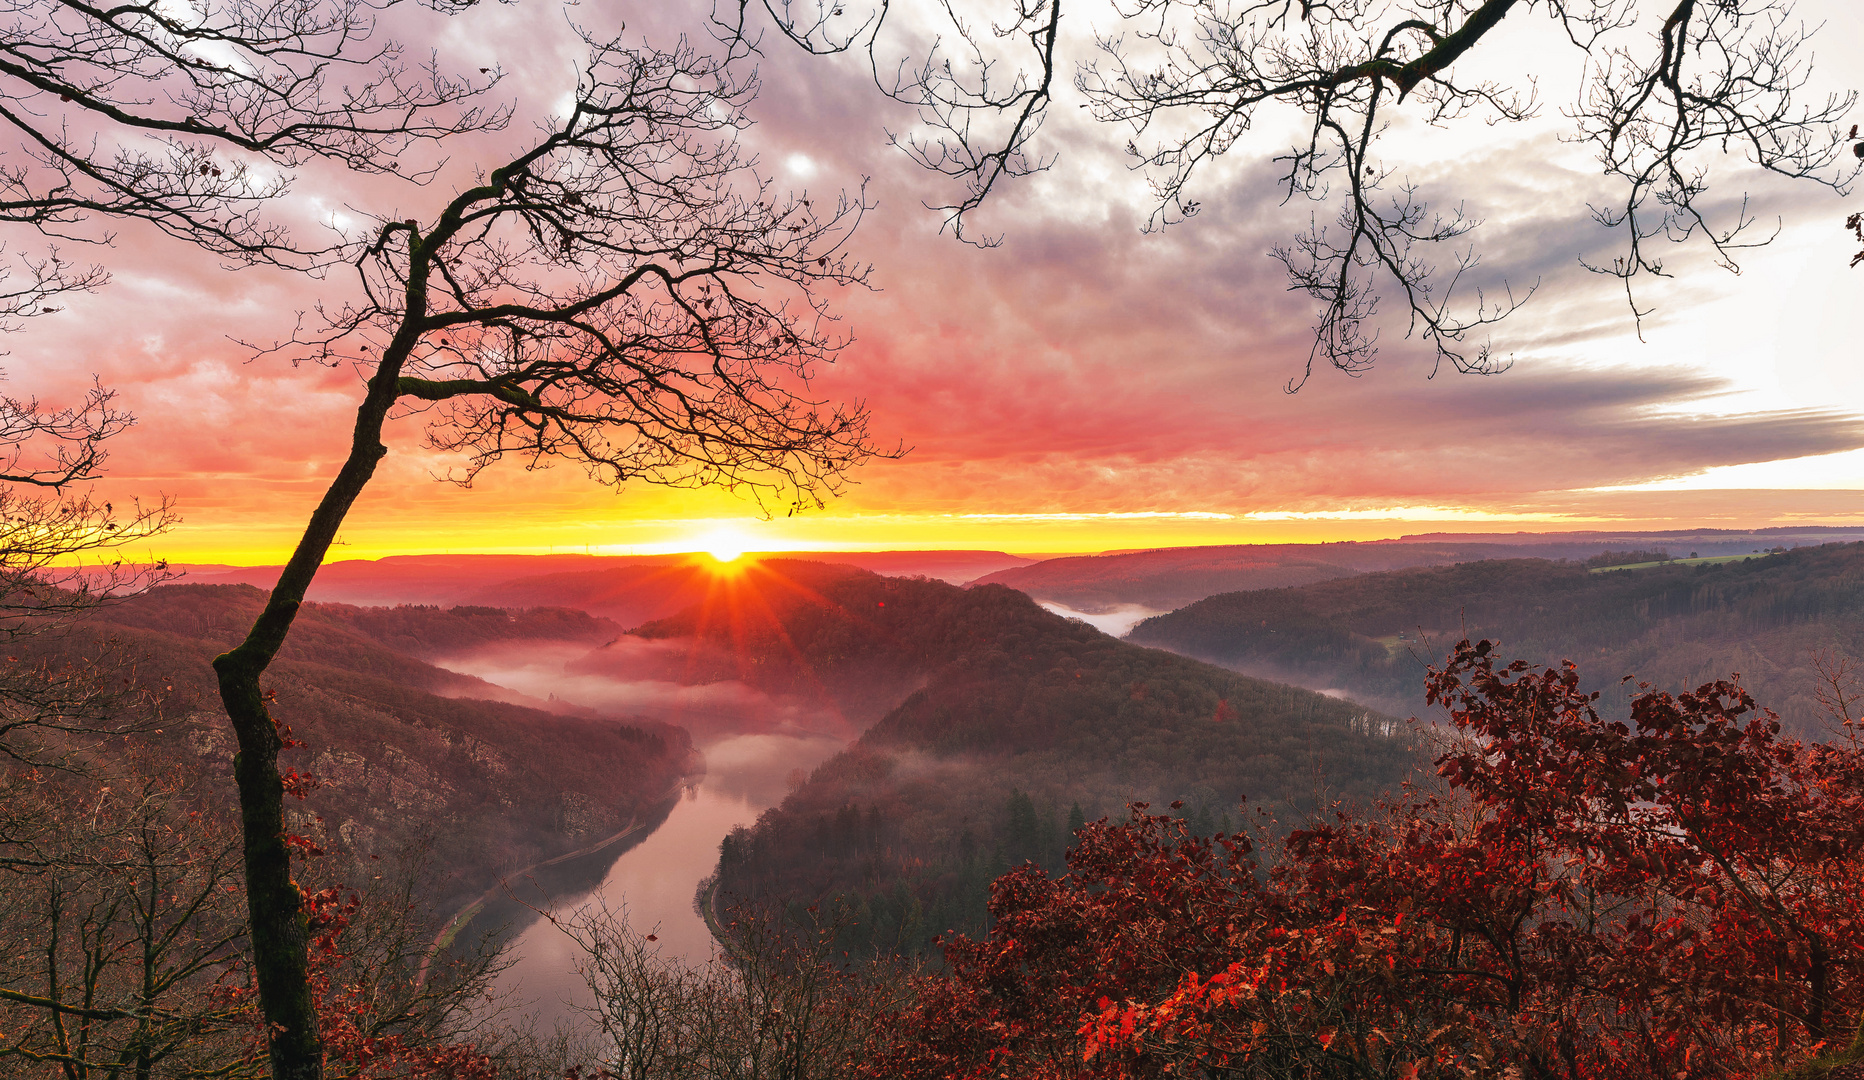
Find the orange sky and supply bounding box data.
[12,1,1864,566]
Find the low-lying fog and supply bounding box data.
[1039,601,1169,638]
[434,639,849,740]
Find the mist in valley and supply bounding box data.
[1039,601,1168,638]
[433,638,858,741]
[416,626,900,1028]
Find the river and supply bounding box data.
[487,731,845,1030]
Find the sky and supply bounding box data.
[8,0,1864,563]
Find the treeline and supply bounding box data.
[321,602,623,658]
[106,584,624,666]
[1128,542,1864,732]
[968,542,1526,612]
[675,565,1418,957]
[1584,547,1674,567]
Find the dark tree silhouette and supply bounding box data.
[725,0,1858,385]
[211,32,884,1080]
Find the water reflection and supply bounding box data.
[490,732,842,1029]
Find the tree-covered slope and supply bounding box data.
[37,585,694,914]
[636,564,1418,956]
[1129,543,1864,733]
[971,529,1864,613]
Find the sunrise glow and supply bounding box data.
[14,2,1864,1076]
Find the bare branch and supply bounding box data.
[715,0,1062,245]
[2,0,509,273]
[260,32,893,512]
[0,379,132,488]
[747,0,1859,381]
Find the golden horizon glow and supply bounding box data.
[89,491,1864,569]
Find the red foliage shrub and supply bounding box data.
[868,641,1864,1080]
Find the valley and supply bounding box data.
[25,534,1864,1069]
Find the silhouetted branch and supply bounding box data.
[736,0,1859,381]
[2,0,508,274]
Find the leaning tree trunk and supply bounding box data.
[212,262,428,1080]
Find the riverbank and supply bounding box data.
[419,766,702,986]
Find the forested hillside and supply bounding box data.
[36,586,695,914]
[1129,542,1864,733]
[970,541,1513,612]
[630,563,1418,956]
[973,528,1864,612]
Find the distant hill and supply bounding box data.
[622,562,1419,956]
[789,550,1037,584]
[178,553,639,606]
[971,542,1496,613]
[972,528,1864,613]
[1127,542,1864,735]
[41,586,695,915]
[177,550,1036,623]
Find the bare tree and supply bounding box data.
[560,900,897,1080]
[0,765,256,1079]
[3,15,511,1069]
[1810,648,1862,751]
[209,32,883,1080]
[723,0,1858,385]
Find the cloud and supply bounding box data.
[6,0,1861,558]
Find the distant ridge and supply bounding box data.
[169,530,1864,623]
[1127,540,1864,736]
[175,549,1037,617]
[1386,526,1864,547]
[971,528,1864,612]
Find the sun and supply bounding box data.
[698,527,750,564]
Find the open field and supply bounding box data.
[1589,554,1781,573]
